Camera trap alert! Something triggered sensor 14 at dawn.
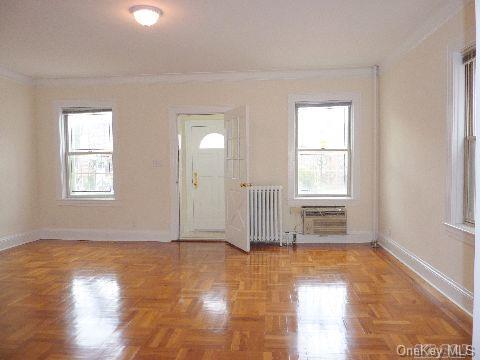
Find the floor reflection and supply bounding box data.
[296,283,347,359]
[70,276,122,349]
[201,292,228,314]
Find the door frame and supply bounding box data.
[168,106,232,240]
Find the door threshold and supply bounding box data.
[180,231,225,240]
[176,239,226,242]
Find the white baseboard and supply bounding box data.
[296,231,373,244]
[41,228,172,242]
[378,233,473,316]
[0,228,173,252]
[0,230,42,251]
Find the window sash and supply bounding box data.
[67,153,114,197]
[294,102,352,197]
[463,55,475,225]
[63,111,114,198]
[296,149,350,197]
[464,136,475,224]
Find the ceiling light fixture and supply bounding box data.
[129,5,162,27]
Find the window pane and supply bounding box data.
[199,133,224,149]
[67,111,112,152]
[68,154,113,195]
[297,151,348,196]
[297,104,350,149]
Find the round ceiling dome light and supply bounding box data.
[129,5,162,26]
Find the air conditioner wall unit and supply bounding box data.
[302,206,347,235]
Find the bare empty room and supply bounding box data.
[1,0,480,359]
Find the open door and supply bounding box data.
[224,106,250,252]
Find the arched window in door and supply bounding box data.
[199,133,224,149]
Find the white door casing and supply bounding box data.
[224,106,250,252]
[169,106,232,240]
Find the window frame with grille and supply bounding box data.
[56,103,117,202]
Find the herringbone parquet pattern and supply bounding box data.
[0,240,472,359]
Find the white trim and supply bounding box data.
[474,3,480,351]
[55,199,121,207]
[53,100,120,203]
[379,233,473,316]
[35,67,373,87]
[287,92,361,207]
[41,228,171,242]
[169,106,232,241]
[288,197,355,207]
[0,230,41,251]
[381,0,469,71]
[296,231,372,244]
[372,65,380,242]
[445,50,465,227]
[0,66,33,85]
[443,222,475,246]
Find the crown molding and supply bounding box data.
[0,66,33,85]
[380,0,470,72]
[0,0,470,85]
[34,67,374,87]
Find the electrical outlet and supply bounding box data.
[152,160,162,168]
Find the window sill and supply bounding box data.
[56,198,120,207]
[443,222,475,246]
[288,197,355,207]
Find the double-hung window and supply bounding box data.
[61,108,115,199]
[463,49,476,225]
[295,102,352,197]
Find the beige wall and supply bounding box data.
[379,2,475,291]
[35,75,374,236]
[0,77,37,237]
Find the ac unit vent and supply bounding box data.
[302,206,347,235]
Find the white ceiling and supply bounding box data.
[0,0,464,79]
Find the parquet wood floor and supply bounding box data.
[0,240,472,359]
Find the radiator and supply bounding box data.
[248,186,283,244]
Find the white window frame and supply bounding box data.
[55,101,119,205]
[445,47,475,241]
[288,93,361,206]
[463,49,475,226]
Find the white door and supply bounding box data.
[191,123,225,230]
[224,106,250,252]
[186,120,225,232]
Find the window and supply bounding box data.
[61,108,115,199]
[445,47,475,238]
[463,48,476,225]
[199,133,224,149]
[295,102,352,197]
